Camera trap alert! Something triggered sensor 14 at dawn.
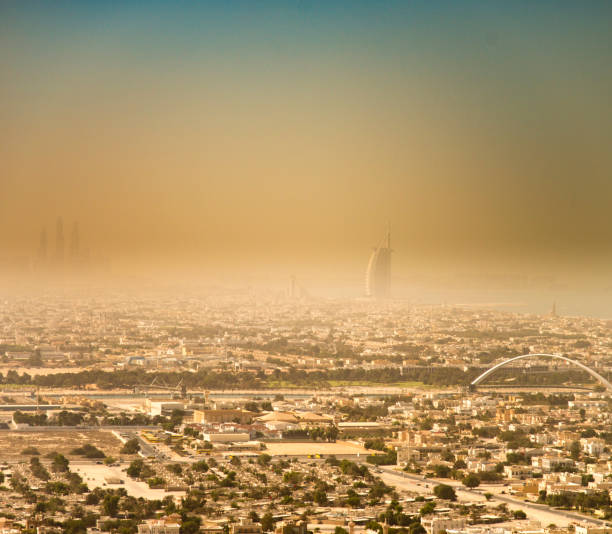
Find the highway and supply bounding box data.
[376,466,608,528]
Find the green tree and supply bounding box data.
[314,489,328,505]
[71,443,105,459]
[462,473,480,488]
[181,516,202,534]
[192,460,209,472]
[51,453,69,473]
[121,438,141,454]
[570,441,581,460]
[29,457,50,481]
[147,477,165,488]
[261,513,275,532]
[432,465,451,478]
[45,481,70,495]
[127,459,144,478]
[433,484,457,501]
[103,494,120,517]
[245,402,260,413]
[85,493,100,505]
[420,502,436,515]
[57,410,84,426]
[325,426,339,442]
[346,489,361,508]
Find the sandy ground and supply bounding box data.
[72,462,185,499]
[262,440,371,457]
[0,430,124,460]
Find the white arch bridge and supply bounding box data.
[470,353,612,392]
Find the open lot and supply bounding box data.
[71,462,185,499]
[0,430,124,459]
[262,440,371,457]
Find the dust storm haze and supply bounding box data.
[1,1,611,313]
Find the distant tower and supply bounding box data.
[551,301,557,317]
[38,228,47,261]
[70,222,80,259]
[56,217,65,262]
[289,275,297,299]
[365,226,392,298]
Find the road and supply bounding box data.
[375,466,607,528]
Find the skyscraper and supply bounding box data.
[56,217,64,262]
[365,227,392,298]
[70,221,80,259]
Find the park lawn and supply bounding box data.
[326,380,435,388]
[265,379,438,389]
[264,379,308,388]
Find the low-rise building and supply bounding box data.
[421,516,467,534]
[137,515,181,534]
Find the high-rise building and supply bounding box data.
[365,227,392,298]
[289,275,297,299]
[70,221,80,259]
[56,217,64,262]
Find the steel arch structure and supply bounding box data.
[470,353,612,392]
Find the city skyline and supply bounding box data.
[1,1,612,284]
[0,4,612,532]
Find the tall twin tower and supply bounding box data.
[365,227,392,298]
[38,217,80,263]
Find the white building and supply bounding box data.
[421,517,467,534]
[137,516,181,534]
[202,432,250,443]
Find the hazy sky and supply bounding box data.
[1,1,611,281]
